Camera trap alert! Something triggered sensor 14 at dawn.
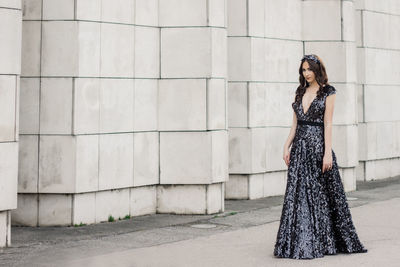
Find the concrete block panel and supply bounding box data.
[364,48,400,85]
[95,188,130,223]
[160,132,212,184]
[73,192,96,225]
[211,28,227,78]
[229,127,267,174]
[39,136,76,193]
[357,84,364,123]
[266,127,290,171]
[99,133,134,190]
[99,79,134,133]
[207,78,227,130]
[41,21,78,76]
[158,79,206,131]
[20,78,39,134]
[225,175,248,199]
[229,128,252,173]
[135,0,158,26]
[130,186,157,216]
[364,85,400,122]
[265,83,295,127]
[73,78,100,134]
[249,173,264,200]
[332,125,358,168]
[329,83,357,125]
[227,0,247,36]
[356,48,366,84]
[133,132,159,186]
[21,21,41,76]
[302,0,341,40]
[362,0,400,15]
[356,161,365,182]
[78,21,101,77]
[134,26,160,78]
[18,135,39,193]
[358,122,374,161]
[228,37,251,81]
[263,171,287,197]
[133,79,158,131]
[39,78,73,134]
[159,0,207,26]
[342,0,356,42]
[22,0,42,20]
[11,194,38,226]
[100,23,134,77]
[38,194,72,226]
[211,130,229,183]
[208,0,226,27]
[101,0,134,24]
[248,0,265,37]
[42,0,74,20]
[250,37,265,81]
[228,82,248,127]
[365,158,393,181]
[76,0,101,21]
[265,0,302,40]
[0,9,22,74]
[161,28,225,78]
[305,41,357,83]
[248,83,267,127]
[264,39,303,82]
[0,75,17,142]
[206,183,224,214]
[0,211,11,247]
[0,142,18,211]
[363,10,400,50]
[157,185,206,214]
[75,135,99,193]
[341,167,356,192]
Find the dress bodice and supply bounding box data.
[292,85,336,123]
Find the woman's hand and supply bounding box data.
[283,146,290,166]
[322,151,333,173]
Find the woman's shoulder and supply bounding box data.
[322,84,336,96]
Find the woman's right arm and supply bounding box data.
[284,111,297,150]
[283,108,298,166]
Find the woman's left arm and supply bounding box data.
[322,94,336,173]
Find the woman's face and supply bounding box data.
[302,61,316,84]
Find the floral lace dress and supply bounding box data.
[273,85,368,259]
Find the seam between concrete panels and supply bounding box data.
[73,0,77,20]
[71,78,75,135]
[357,46,400,52]
[246,0,249,36]
[37,1,44,225]
[360,9,364,47]
[357,9,400,17]
[228,35,303,42]
[340,0,344,41]
[206,0,209,25]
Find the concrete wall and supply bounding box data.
[14,0,228,226]
[11,0,400,227]
[0,2,21,247]
[355,0,400,181]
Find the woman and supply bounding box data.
[273,54,368,259]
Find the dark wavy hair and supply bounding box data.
[294,54,330,104]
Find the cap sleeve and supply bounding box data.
[327,85,336,96]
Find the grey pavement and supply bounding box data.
[1,176,400,267]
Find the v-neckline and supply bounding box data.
[301,94,318,115]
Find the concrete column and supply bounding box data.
[302,0,358,191]
[0,2,21,247]
[157,0,228,214]
[226,0,303,199]
[355,0,400,181]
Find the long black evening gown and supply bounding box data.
[273,85,368,259]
